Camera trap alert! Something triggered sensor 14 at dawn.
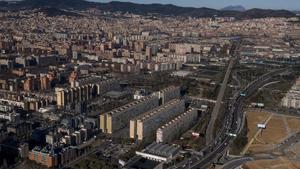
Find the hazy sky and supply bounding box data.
[89,0,300,10]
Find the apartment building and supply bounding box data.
[29,147,58,168]
[153,86,181,105]
[56,78,119,107]
[100,95,159,134]
[156,108,198,143]
[130,99,185,141]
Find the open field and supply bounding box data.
[246,110,271,143]
[240,110,300,169]
[286,117,300,133]
[245,110,300,153]
[243,157,300,169]
[258,116,287,144]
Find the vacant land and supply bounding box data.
[245,110,300,153]
[243,157,300,169]
[240,110,300,169]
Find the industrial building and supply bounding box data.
[56,78,119,108]
[135,142,180,162]
[100,95,159,134]
[156,108,198,143]
[153,86,181,105]
[130,99,185,141]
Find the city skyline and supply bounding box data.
[0,1,300,169]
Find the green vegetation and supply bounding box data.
[72,156,114,169]
[247,74,295,108]
[236,66,268,85]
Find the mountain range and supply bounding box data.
[0,0,296,18]
[221,5,246,12]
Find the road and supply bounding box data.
[221,157,253,169]
[169,68,289,169]
[206,58,235,145]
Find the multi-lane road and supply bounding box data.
[206,58,236,145]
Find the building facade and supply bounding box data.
[156,108,198,143]
[56,78,119,108]
[130,99,185,141]
[100,95,159,134]
[153,86,181,105]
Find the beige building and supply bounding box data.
[130,99,185,141]
[100,95,159,134]
[56,79,119,108]
[156,108,198,143]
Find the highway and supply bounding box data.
[206,58,235,145]
[170,68,289,169]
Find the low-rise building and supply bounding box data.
[29,146,58,168]
[136,142,180,162]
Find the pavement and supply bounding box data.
[206,58,235,145]
[221,157,253,169]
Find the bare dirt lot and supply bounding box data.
[243,157,300,169]
[246,110,300,153]
[242,110,300,169]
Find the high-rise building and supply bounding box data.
[40,75,50,91]
[146,46,152,60]
[56,79,119,108]
[69,71,78,88]
[24,77,35,92]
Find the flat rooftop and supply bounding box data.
[127,157,160,169]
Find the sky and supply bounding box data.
[89,0,300,10]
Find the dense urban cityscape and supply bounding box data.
[0,0,300,169]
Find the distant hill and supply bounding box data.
[0,0,296,19]
[221,5,246,12]
[10,0,95,9]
